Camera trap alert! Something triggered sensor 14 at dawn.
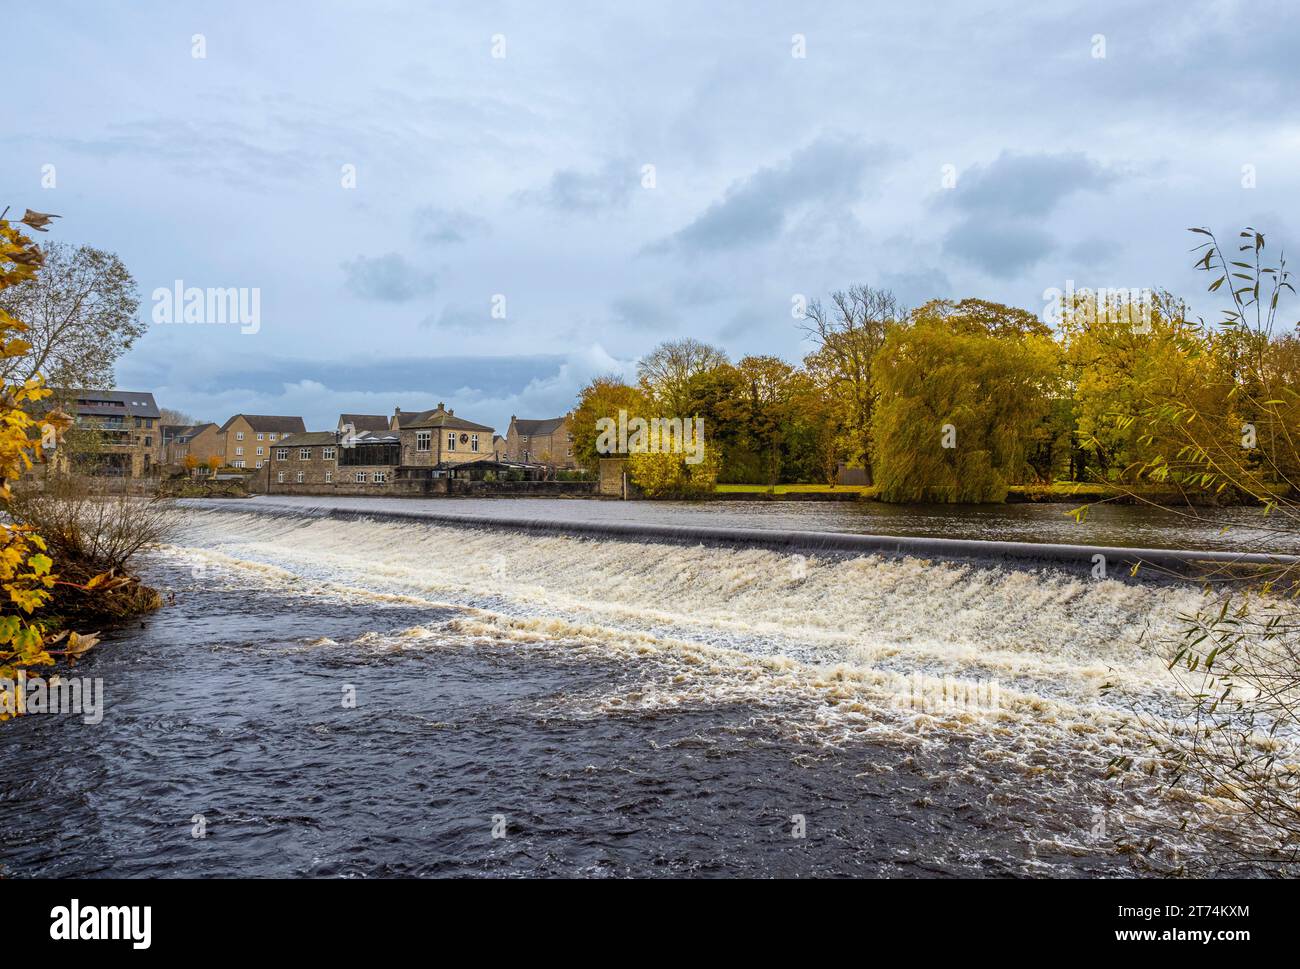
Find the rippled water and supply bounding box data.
[198,493,1298,553]
[1,506,1286,877]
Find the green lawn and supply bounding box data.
[715,483,878,496]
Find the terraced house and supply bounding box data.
[254,404,517,495]
[220,414,307,469]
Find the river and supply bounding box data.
[0,497,1288,877]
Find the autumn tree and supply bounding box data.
[871,299,1061,502]
[635,338,728,417]
[1112,227,1300,854]
[0,241,143,391]
[800,285,904,483]
[569,375,648,468]
[0,209,96,711]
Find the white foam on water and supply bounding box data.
[149,506,1296,865]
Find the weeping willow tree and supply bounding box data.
[1118,228,1300,862]
[870,299,1062,503]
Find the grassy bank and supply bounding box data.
[713,481,1288,504]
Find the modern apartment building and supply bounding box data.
[47,389,162,477]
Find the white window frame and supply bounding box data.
[447,432,456,451]
[276,448,288,460]
[355,471,367,483]
[296,471,304,483]
[416,431,431,452]
[471,434,479,452]
[277,471,285,483]
[322,447,336,460]
[373,471,387,483]
[299,448,312,460]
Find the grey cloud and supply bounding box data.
[611,294,678,330]
[341,253,437,302]
[412,206,489,246]
[940,151,1121,278]
[942,219,1058,279]
[944,151,1118,218]
[524,158,640,213]
[658,135,891,254]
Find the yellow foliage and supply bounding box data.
[0,214,79,698]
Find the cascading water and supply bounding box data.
[1,503,1289,878]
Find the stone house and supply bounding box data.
[503,415,576,467]
[392,403,494,471]
[219,414,306,469]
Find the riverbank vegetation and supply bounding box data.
[575,248,1300,505]
[1113,228,1300,864]
[1,210,158,721]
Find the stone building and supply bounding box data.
[392,403,494,471]
[503,415,576,468]
[218,414,306,469]
[47,389,162,477]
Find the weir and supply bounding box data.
[178,498,1300,578]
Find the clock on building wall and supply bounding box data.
[459,433,469,443]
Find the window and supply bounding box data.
[322,447,336,460]
[373,471,387,483]
[235,447,244,456]
[355,471,367,483]
[276,448,288,460]
[256,433,264,440]
[471,434,479,452]
[233,460,245,468]
[277,471,285,483]
[325,471,333,483]
[236,431,244,440]
[256,446,264,456]
[145,436,153,447]
[256,460,264,468]
[447,433,456,451]
[416,431,431,452]
[269,433,276,441]
[299,448,311,460]
[296,471,304,483]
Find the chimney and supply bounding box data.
[437,401,444,411]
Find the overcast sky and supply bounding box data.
[8,1,1298,431]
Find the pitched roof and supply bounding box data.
[177,422,218,442]
[402,405,493,432]
[220,414,307,434]
[338,414,390,433]
[512,416,567,436]
[52,389,161,420]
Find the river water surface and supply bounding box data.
[1,499,1288,877]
